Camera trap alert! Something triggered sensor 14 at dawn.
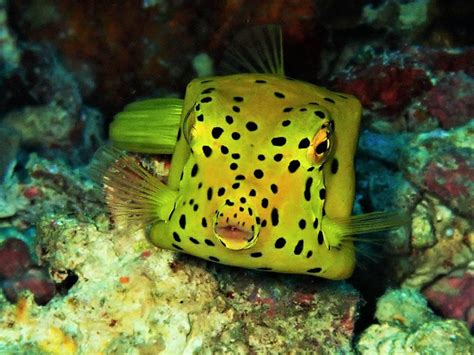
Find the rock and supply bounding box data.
[357,289,473,354]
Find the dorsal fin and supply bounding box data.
[220,25,285,76]
[110,98,183,154]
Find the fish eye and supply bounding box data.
[309,123,333,165]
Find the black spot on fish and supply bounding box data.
[202,145,212,157]
[254,169,264,179]
[231,153,240,159]
[257,154,265,161]
[307,250,313,258]
[235,175,245,180]
[246,121,258,131]
[226,115,234,124]
[197,114,204,122]
[274,92,285,99]
[271,208,279,226]
[173,232,181,242]
[304,177,313,201]
[250,252,262,258]
[191,164,198,177]
[240,197,246,203]
[201,87,215,94]
[220,145,229,154]
[255,79,267,83]
[261,198,269,208]
[270,184,278,194]
[299,219,306,230]
[232,182,240,189]
[207,187,213,201]
[271,137,286,146]
[283,107,293,112]
[202,218,208,228]
[299,138,310,149]
[299,108,307,112]
[233,96,244,102]
[313,218,319,229]
[288,160,300,173]
[205,239,215,246]
[201,97,212,103]
[190,237,200,244]
[249,189,256,197]
[331,158,339,174]
[209,256,220,262]
[193,204,199,212]
[217,187,225,196]
[282,120,291,127]
[274,153,283,162]
[231,132,241,140]
[179,215,186,229]
[195,104,200,111]
[198,182,203,189]
[307,267,322,273]
[201,79,213,84]
[294,240,304,255]
[230,163,238,170]
[226,199,235,206]
[172,244,183,251]
[232,106,240,113]
[261,220,267,227]
[314,111,325,118]
[319,188,326,200]
[275,237,286,248]
[212,127,224,139]
[324,97,335,103]
[318,231,324,245]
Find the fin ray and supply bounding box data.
[220,25,284,76]
[89,146,177,229]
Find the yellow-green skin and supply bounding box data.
[150,73,362,280]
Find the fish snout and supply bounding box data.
[213,202,260,250]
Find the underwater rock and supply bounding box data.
[361,0,432,38]
[0,0,21,75]
[421,72,474,129]
[2,105,75,148]
[0,214,360,353]
[357,288,473,353]
[2,266,56,306]
[0,238,31,279]
[423,269,474,330]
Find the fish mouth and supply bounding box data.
[213,203,260,250]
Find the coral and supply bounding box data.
[357,289,473,354]
[0,214,360,353]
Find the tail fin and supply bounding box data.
[90,146,177,229]
[110,98,183,154]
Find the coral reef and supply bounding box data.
[0,214,360,353]
[357,289,473,353]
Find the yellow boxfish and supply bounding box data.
[94,26,406,280]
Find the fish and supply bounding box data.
[93,25,407,280]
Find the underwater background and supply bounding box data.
[0,0,473,353]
